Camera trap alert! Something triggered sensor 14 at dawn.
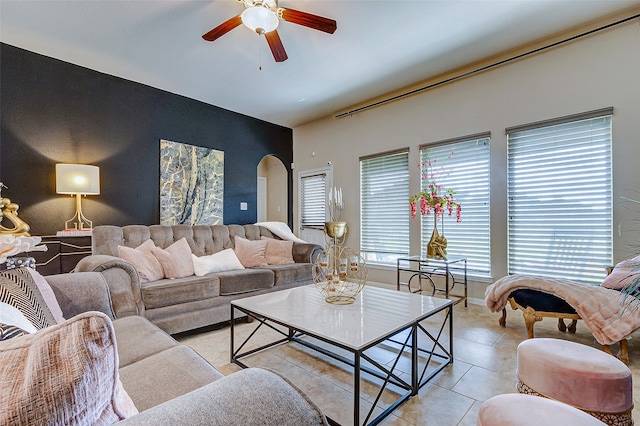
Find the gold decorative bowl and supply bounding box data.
[324,221,347,239]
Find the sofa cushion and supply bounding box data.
[46,271,118,320]
[112,316,178,367]
[141,275,221,310]
[263,263,313,286]
[119,345,223,411]
[0,311,138,425]
[216,268,274,295]
[234,236,268,267]
[261,236,295,265]
[151,237,195,279]
[191,248,244,276]
[0,268,56,330]
[118,240,165,283]
[117,368,328,426]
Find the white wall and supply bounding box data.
[293,20,640,300]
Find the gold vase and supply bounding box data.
[427,215,447,259]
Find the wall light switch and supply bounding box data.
[240,202,248,211]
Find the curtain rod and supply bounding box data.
[335,13,640,119]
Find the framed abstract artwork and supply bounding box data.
[159,139,224,226]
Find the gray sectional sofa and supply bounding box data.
[76,224,322,334]
[2,269,328,425]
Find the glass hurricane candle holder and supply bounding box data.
[312,245,367,305]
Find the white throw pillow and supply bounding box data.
[191,249,245,277]
[0,302,37,333]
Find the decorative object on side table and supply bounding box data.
[5,257,36,270]
[409,153,462,259]
[0,182,31,236]
[314,186,367,304]
[56,164,100,230]
[0,235,47,269]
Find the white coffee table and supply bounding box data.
[231,284,453,426]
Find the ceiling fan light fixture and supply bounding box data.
[241,6,279,34]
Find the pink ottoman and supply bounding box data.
[517,338,633,426]
[478,394,606,425]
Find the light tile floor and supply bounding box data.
[176,295,640,425]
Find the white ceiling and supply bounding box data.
[1,0,639,128]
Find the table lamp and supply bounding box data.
[55,164,100,230]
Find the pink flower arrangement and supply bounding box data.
[409,152,462,222]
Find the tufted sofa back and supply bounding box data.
[92,224,278,257]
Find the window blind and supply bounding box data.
[507,112,613,283]
[360,149,410,265]
[300,173,326,228]
[420,136,491,275]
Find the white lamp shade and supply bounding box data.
[56,164,100,195]
[241,6,279,33]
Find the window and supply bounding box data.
[300,172,327,229]
[420,135,491,275]
[506,108,613,283]
[360,149,410,265]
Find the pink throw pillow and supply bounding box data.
[27,268,65,324]
[0,311,138,424]
[234,237,268,268]
[601,255,640,290]
[261,237,295,265]
[117,240,164,283]
[150,238,195,279]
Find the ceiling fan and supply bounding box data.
[202,0,337,63]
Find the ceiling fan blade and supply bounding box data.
[202,15,242,42]
[279,8,337,34]
[265,30,288,62]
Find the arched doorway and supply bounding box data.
[257,155,288,222]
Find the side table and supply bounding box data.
[27,235,92,275]
[397,255,468,306]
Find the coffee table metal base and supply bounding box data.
[231,301,453,426]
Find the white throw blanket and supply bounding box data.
[486,274,640,345]
[254,222,307,243]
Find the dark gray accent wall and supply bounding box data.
[0,43,293,236]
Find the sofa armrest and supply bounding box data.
[75,255,144,318]
[116,368,328,426]
[45,272,116,319]
[293,242,323,264]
